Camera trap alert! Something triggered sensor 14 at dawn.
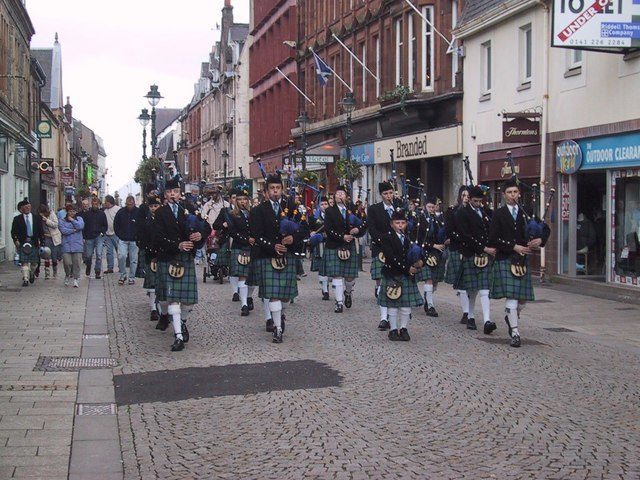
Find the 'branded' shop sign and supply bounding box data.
[374,126,462,164]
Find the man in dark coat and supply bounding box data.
[444,186,471,324]
[80,196,108,278]
[11,200,44,286]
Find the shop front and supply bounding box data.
[555,131,640,287]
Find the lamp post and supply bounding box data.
[221,150,229,188]
[137,108,151,160]
[296,111,310,170]
[341,91,356,190]
[144,85,163,157]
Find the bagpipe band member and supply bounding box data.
[378,209,424,341]
[489,179,550,348]
[323,185,367,314]
[11,200,44,287]
[309,196,330,300]
[249,173,308,343]
[228,187,256,316]
[367,181,398,329]
[415,195,447,318]
[153,178,211,352]
[453,186,497,333]
[445,186,471,324]
[138,196,164,325]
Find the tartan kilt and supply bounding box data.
[143,256,158,289]
[490,258,535,301]
[444,250,463,285]
[453,256,491,291]
[246,259,260,288]
[215,244,231,268]
[377,275,424,308]
[310,244,324,273]
[155,252,198,304]
[323,245,359,279]
[370,256,383,281]
[18,244,40,264]
[257,255,298,301]
[415,259,446,283]
[229,248,251,278]
[135,250,147,279]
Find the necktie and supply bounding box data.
[273,202,279,216]
[386,207,393,218]
[476,208,483,218]
[341,207,346,219]
[171,203,178,218]
[511,206,518,220]
[25,215,32,237]
[399,233,405,244]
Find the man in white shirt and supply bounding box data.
[103,195,121,273]
[11,200,44,287]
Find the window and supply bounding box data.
[421,6,435,91]
[395,18,404,86]
[568,49,583,70]
[408,14,417,90]
[481,41,492,96]
[361,43,367,102]
[375,36,381,98]
[520,24,532,85]
[613,175,640,281]
[0,175,3,247]
[452,0,459,87]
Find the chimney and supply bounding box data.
[224,0,231,7]
[64,96,72,123]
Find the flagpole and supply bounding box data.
[402,0,454,51]
[310,47,353,92]
[275,67,316,106]
[331,34,379,82]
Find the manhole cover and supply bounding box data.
[476,337,548,346]
[34,356,118,372]
[76,403,117,416]
[544,327,575,333]
[114,359,343,406]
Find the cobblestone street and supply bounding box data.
[103,260,640,480]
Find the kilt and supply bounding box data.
[143,262,157,289]
[377,275,424,308]
[135,250,147,279]
[229,248,251,278]
[18,244,40,264]
[415,258,446,283]
[215,244,231,268]
[246,260,260,288]
[490,258,535,301]
[155,252,198,304]
[454,256,491,291]
[323,244,359,279]
[370,256,383,281]
[257,255,298,301]
[310,244,326,275]
[444,250,463,285]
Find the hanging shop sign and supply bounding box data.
[556,140,583,174]
[36,120,52,139]
[341,143,375,165]
[578,131,640,170]
[502,117,541,144]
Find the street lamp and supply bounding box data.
[296,111,310,170]
[144,85,163,157]
[221,150,229,188]
[137,108,151,160]
[341,91,356,191]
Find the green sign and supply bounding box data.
[36,120,52,138]
[86,164,93,184]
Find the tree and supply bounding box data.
[134,157,162,187]
[334,156,363,193]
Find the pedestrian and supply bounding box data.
[38,204,62,279]
[80,196,108,279]
[114,195,139,285]
[102,195,120,274]
[11,200,44,287]
[59,204,85,288]
[228,187,256,316]
[154,179,210,352]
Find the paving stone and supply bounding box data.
[68,440,123,474]
[72,416,119,441]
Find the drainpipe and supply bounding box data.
[537,0,550,283]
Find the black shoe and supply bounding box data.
[29,273,35,284]
[85,263,91,277]
[95,272,101,280]
[510,334,521,348]
[104,269,114,274]
[344,293,352,309]
[281,313,286,333]
[322,291,329,301]
[181,323,189,343]
[388,329,401,341]
[241,305,250,316]
[272,328,283,343]
[266,319,274,332]
[22,280,29,287]
[466,318,477,330]
[171,337,185,351]
[460,312,469,324]
[483,321,497,335]
[155,314,170,331]
[504,315,512,337]
[399,328,411,341]
[150,310,160,322]
[374,287,379,298]
[378,319,390,331]
[232,292,240,302]
[247,297,254,311]
[425,306,439,317]
[334,302,343,313]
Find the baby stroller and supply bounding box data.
[203,230,228,284]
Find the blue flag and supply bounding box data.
[312,50,332,87]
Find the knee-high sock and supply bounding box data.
[479,289,491,323]
[147,289,157,311]
[388,308,399,331]
[375,284,381,296]
[380,306,388,322]
[424,283,434,307]
[399,307,412,329]
[344,280,354,294]
[168,303,183,340]
[458,290,469,314]
[21,265,30,281]
[468,290,478,319]
[229,276,239,294]
[180,305,190,323]
[238,280,248,307]
[263,298,272,320]
[269,300,283,330]
[158,301,168,315]
[506,299,519,336]
[319,275,329,293]
[248,285,255,298]
[333,278,344,304]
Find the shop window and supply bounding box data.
[614,175,640,282]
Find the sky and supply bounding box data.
[28,0,250,196]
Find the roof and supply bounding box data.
[31,49,53,106]
[458,0,508,27]
[229,24,249,43]
[154,108,181,134]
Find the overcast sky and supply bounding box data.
[28,0,250,195]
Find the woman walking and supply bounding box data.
[59,204,85,287]
[38,204,62,278]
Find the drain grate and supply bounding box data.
[34,356,117,372]
[0,384,76,391]
[82,334,109,339]
[76,403,117,416]
[476,337,548,346]
[544,327,575,333]
[615,307,636,311]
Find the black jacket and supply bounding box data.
[228,209,252,249]
[249,199,307,260]
[489,204,549,261]
[454,204,491,258]
[114,207,139,242]
[11,213,44,247]
[418,211,445,252]
[324,204,367,249]
[366,201,398,256]
[381,230,412,278]
[153,203,210,261]
[444,205,462,251]
[80,208,108,240]
[138,211,159,260]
